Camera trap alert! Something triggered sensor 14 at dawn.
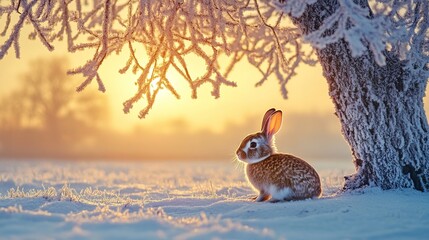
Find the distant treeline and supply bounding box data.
[0,113,351,161]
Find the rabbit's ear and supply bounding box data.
[261,108,276,132]
[264,110,282,140]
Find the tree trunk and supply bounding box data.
[291,0,429,191]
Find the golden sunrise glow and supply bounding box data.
[91,44,332,133]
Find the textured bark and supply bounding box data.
[291,0,429,191]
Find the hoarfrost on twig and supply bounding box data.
[0,0,427,117]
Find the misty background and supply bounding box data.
[1,57,427,161]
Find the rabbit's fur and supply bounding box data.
[236,108,321,202]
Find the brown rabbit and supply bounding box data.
[236,108,321,202]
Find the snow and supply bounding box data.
[0,159,428,240]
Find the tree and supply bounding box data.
[291,1,429,191]
[0,57,109,156]
[0,0,428,191]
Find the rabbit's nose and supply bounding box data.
[236,149,246,159]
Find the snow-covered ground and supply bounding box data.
[0,159,428,240]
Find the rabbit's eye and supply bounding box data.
[250,142,257,148]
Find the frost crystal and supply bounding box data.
[303,0,387,65]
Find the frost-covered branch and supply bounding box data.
[0,0,313,118]
[275,0,429,74]
[381,0,429,82]
[1,0,428,118]
[300,0,387,65]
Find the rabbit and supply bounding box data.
[236,108,321,202]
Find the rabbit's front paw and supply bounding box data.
[254,192,270,202]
